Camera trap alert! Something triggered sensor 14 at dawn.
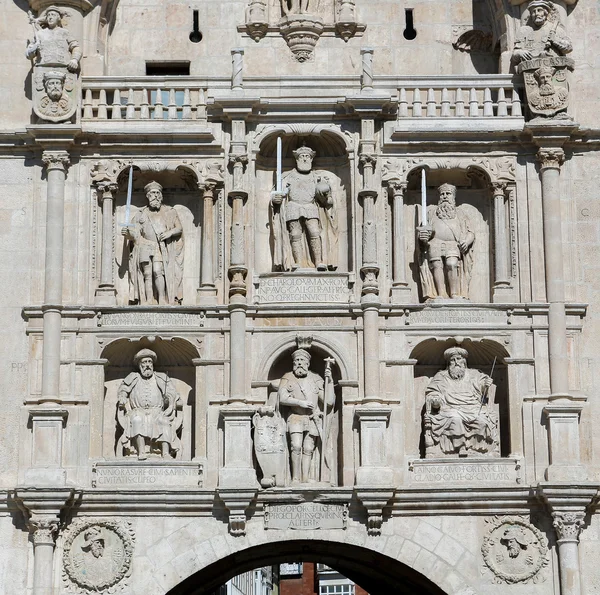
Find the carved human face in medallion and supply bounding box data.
[44,76,64,101]
[45,10,61,29]
[146,188,163,210]
[138,357,155,378]
[89,539,105,558]
[292,355,310,377]
[530,7,548,27]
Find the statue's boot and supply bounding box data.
[290,239,303,270]
[144,275,154,305]
[136,436,147,461]
[161,441,170,458]
[301,453,313,483]
[309,237,326,271]
[290,451,302,482]
[432,266,449,298]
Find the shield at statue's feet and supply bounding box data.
[253,410,287,487]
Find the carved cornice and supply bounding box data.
[42,150,70,172]
[552,511,586,543]
[536,148,565,170]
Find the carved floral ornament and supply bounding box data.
[552,510,586,542]
[381,156,517,186]
[62,518,135,594]
[482,516,549,584]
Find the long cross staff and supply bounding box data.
[478,356,497,416]
[320,357,335,482]
[123,164,134,228]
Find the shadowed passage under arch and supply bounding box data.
[166,540,449,595]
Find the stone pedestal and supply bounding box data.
[354,406,392,486]
[219,405,258,488]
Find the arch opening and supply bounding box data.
[166,540,449,595]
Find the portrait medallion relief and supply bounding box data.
[482,516,549,584]
[62,519,135,593]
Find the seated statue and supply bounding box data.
[117,348,182,460]
[424,347,498,457]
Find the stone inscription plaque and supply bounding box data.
[92,462,203,488]
[255,273,350,304]
[408,458,521,485]
[408,308,506,326]
[98,311,205,327]
[265,503,348,530]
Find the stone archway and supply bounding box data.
[165,539,449,595]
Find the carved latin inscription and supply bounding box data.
[409,459,521,485]
[255,274,350,304]
[265,503,348,530]
[92,462,203,488]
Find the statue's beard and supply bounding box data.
[437,201,457,220]
[539,83,554,96]
[448,363,466,380]
[47,88,63,101]
[507,544,521,558]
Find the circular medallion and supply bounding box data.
[63,519,135,593]
[482,516,548,584]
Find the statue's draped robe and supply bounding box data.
[272,169,338,271]
[425,368,497,454]
[418,205,474,300]
[126,205,184,304]
[117,372,181,454]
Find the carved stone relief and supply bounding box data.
[26,6,81,123]
[482,516,549,584]
[62,518,135,594]
[512,0,574,119]
[271,145,338,272]
[117,349,183,460]
[424,346,499,458]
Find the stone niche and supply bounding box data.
[253,131,353,299]
[100,337,198,464]
[107,169,213,307]
[253,342,343,488]
[411,338,511,458]
[404,168,494,303]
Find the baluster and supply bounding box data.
[440,88,451,117]
[469,87,479,117]
[126,88,136,119]
[412,88,422,117]
[153,87,164,119]
[111,89,122,119]
[197,88,207,122]
[455,88,465,117]
[168,88,178,119]
[398,88,408,117]
[483,87,493,117]
[182,88,192,120]
[97,89,108,119]
[82,88,93,119]
[511,88,522,117]
[140,89,150,119]
[497,87,508,117]
[426,88,436,117]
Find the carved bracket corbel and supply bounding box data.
[354,488,394,537]
[218,489,257,536]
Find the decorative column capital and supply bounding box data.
[42,151,70,173]
[359,153,377,168]
[28,519,60,546]
[491,181,508,197]
[552,511,586,543]
[386,179,407,198]
[96,181,119,199]
[537,148,565,171]
[229,153,249,168]
[200,180,218,199]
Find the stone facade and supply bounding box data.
[0,0,600,594]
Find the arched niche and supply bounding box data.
[253,126,354,275]
[402,165,504,303]
[256,341,345,487]
[109,165,205,307]
[100,336,199,461]
[409,338,511,458]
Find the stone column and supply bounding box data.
[228,154,249,403]
[360,47,374,92]
[198,181,218,304]
[386,179,411,303]
[552,511,586,595]
[537,148,568,395]
[29,520,59,595]
[359,151,380,403]
[95,181,118,304]
[41,151,70,402]
[492,182,510,289]
[231,48,244,91]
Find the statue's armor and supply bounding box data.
[428,213,462,261]
[36,27,78,66]
[285,171,320,222]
